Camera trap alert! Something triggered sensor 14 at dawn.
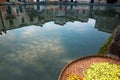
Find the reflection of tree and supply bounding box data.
[93,7,120,33]
[94,8,120,19]
[107,0,117,4]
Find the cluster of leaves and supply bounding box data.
[84,62,120,80]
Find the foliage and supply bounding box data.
[98,35,113,55]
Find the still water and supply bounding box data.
[0,5,120,80]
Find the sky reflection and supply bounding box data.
[0,19,110,80]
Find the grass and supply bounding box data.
[98,35,113,56]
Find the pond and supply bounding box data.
[0,4,120,80]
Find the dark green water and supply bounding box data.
[0,5,120,80]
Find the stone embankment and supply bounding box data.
[108,25,120,59]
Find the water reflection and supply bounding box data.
[0,5,120,35]
[0,5,120,80]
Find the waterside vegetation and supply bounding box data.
[98,35,113,56]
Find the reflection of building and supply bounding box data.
[0,5,39,33]
[59,0,91,3]
[0,5,120,34]
[0,5,90,33]
[1,6,26,30]
[0,0,34,3]
[94,0,106,3]
[0,6,8,35]
[0,0,6,4]
[27,0,120,3]
[77,0,90,3]
[75,5,90,22]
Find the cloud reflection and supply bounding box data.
[0,19,109,80]
[0,24,75,80]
